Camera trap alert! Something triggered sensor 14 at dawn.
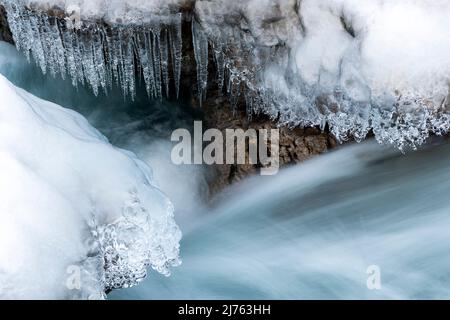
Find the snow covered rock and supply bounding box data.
[0,74,181,299]
[194,0,450,148]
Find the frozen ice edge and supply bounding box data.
[0,74,181,299]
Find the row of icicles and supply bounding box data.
[2,0,183,100]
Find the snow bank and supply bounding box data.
[0,74,181,299]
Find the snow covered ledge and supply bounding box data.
[0,74,181,299]
[0,0,449,150]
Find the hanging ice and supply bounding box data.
[193,0,450,150]
[192,18,208,104]
[1,0,183,99]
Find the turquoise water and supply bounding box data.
[111,140,450,299]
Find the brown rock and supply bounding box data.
[0,6,13,44]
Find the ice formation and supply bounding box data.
[1,0,449,148]
[193,0,450,149]
[0,74,181,299]
[1,0,184,99]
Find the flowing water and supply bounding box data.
[111,140,450,300]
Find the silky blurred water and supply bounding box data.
[110,139,450,299]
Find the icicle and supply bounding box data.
[122,29,136,99]
[105,29,120,86]
[170,13,182,99]
[136,30,150,98]
[80,31,100,96]
[99,26,113,89]
[92,28,108,94]
[213,43,225,92]
[28,12,47,74]
[145,31,157,99]
[54,21,67,79]
[38,15,51,75]
[60,23,79,87]
[137,30,155,98]
[192,19,209,105]
[115,27,127,96]
[152,28,162,100]
[1,1,184,101]
[160,28,170,97]
[37,15,66,79]
[5,1,32,62]
[72,30,86,86]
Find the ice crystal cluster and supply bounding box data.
[0,74,181,299]
[1,0,450,149]
[95,189,181,291]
